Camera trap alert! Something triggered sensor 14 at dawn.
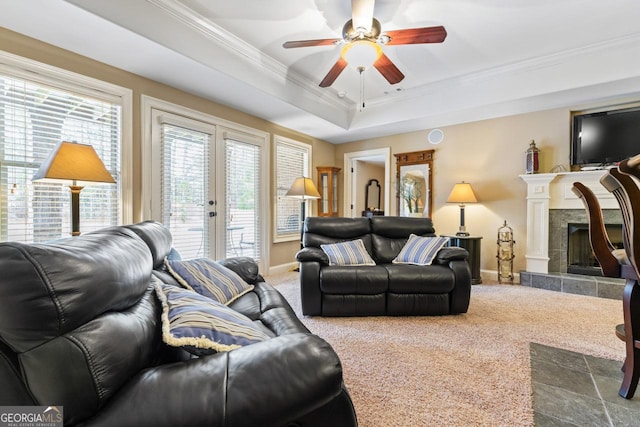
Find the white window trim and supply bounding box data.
[141,95,270,269]
[0,50,134,225]
[273,135,312,243]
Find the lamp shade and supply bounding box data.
[32,141,115,185]
[285,177,321,200]
[446,182,478,204]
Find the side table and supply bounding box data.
[445,235,482,285]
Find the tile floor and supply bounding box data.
[531,342,640,426]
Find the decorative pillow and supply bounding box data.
[392,234,450,266]
[320,239,376,266]
[165,257,253,305]
[154,282,270,355]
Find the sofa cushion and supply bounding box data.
[320,239,376,266]
[304,217,373,253]
[370,217,438,263]
[392,234,449,265]
[0,230,156,424]
[154,283,270,355]
[384,264,455,294]
[165,258,254,305]
[320,266,388,294]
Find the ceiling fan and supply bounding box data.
[282,0,447,88]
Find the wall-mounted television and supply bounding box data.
[571,105,640,167]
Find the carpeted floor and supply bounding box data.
[264,272,625,427]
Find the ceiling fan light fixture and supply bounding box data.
[342,18,381,42]
[341,40,382,68]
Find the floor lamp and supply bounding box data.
[285,176,321,248]
[32,141,116,236]
[447,181,478,236]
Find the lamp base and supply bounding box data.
[456,231,470,237]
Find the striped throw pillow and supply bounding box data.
[154,282,270,355]
[165,257,254,305]
[392,234,449,266]
[320,239,376,266]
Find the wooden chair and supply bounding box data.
[599,165,640,398]
[571,182,627,278]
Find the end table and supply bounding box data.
[445,235,482,285]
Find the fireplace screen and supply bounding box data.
[567,223,623,276]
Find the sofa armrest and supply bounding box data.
[433,246,468,264]
[217,256,260,284]
[296,247,329,265]
[83,334,346,427]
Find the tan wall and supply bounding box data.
[335,108,572,276]
[0,27,336,269]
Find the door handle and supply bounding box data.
[209,211,217,217]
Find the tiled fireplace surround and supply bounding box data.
[519,170,625,300]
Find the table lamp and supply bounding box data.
[447,181,478,236]
[32,141,116,236]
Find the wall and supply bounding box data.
[335,108,573,277]
[0,27,336,270]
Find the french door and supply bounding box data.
[149,108,266,268]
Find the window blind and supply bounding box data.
[161,123,209,259]
[0,75,121,242]
[275,139,310,239]
[225,138,261,260]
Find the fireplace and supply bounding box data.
[548,208,622,275]
[520,170,626,275]
[566,222,623,276]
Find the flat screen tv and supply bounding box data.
[571,106,640,167]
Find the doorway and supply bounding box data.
[343,148,392,218]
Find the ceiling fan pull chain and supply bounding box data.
[358,66,365,111]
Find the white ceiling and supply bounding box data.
[3,0,640,143]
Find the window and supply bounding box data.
[0,56,129,243]
[274,136,311,242]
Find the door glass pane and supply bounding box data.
[161,123,209,259]
[225,138,261,260]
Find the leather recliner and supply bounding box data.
[296,216,472,316]
[0,221,357,427]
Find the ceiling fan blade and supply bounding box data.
[283,38,341,48]
[384,26,447,45]
[319,58,348,87]
[352,0,375,32]
[373,53,404,84]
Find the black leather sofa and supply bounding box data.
[296,216,472,316]
[0,221,357,427]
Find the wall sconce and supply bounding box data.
[32,141,115,236]
[446,181,478,236]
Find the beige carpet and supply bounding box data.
[265,272,625,427]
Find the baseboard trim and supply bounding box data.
[267,262,298,276]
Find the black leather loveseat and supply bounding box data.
[0,221,357,427]
[296,216,471,316]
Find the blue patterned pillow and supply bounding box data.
[154,282,270,355]
[392,234,449,265]
[165,257,253,305]
[320,239,376,266]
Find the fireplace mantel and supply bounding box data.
[520,170,618,274]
